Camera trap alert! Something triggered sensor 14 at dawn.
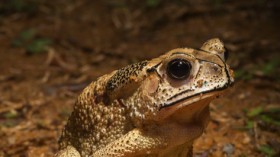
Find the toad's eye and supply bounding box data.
[167,59,192,80]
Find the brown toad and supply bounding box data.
[55,38,234,157]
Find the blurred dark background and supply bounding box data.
[0,0,279,156]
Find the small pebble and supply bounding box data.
[223,143,235,156]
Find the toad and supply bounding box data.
[55,38,234,157]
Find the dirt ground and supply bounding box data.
[0,0,279,157]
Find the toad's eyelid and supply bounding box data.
[171,52,195,58]
[198,59,223,68]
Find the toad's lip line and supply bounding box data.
[158,90,225,120]
[159,80,232,110]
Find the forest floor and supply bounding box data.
[0,0,279,157]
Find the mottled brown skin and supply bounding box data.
[55,38,234,157]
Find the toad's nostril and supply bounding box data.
[213,66,219,72]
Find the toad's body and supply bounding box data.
[55,38,234,157]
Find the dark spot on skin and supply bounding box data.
[147,67,155,73]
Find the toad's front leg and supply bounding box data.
[92,128,166,157]
[92,123,200,157]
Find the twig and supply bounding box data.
[253,121,260,149]
[0,101,23,114]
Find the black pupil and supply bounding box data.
[167,59,192,80]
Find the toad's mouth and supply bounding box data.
[157,90,225,121]
[160,82,232,110]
